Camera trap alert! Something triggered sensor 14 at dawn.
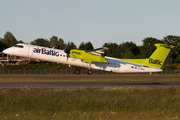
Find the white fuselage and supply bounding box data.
[3,43,162,73]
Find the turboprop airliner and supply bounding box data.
[2,42,174,75]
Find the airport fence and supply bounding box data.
[0,69,180,74]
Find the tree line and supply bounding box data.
[1,31,180,67]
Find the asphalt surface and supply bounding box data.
[0,81,180,88]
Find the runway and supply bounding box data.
[0,81,180,88]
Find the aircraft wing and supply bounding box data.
[85,47,108,55]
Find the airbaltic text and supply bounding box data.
[149,58,162,65]
[33,48,59,57]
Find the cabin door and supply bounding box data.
[28,46,34,56]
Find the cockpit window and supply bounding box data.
[14,45,24,48]
[18,45,23,48]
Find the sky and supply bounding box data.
[1,0,180,48]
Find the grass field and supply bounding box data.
[0,74,180,120]
[0,87,180,120]
[0,74,180,82]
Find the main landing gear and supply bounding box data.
[87,70,93,75]
[74,69,93,75]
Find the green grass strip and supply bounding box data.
[0,87,179,120]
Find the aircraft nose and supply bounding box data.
[2,48,12,54]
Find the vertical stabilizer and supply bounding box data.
[143,44,175,68]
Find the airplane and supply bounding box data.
[2,42,175,75]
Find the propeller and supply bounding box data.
[102,47,108,56]
[64,41,71,61]
[55,42,60,49]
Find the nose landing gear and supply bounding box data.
[75,69,80,74]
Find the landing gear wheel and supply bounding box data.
[87,70,93,75]
[75,69,80,74]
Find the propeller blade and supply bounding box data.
[64,41,71,61]
[55,42,60,49]
[67,54,69,61]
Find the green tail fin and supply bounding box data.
[143,44,175,68]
